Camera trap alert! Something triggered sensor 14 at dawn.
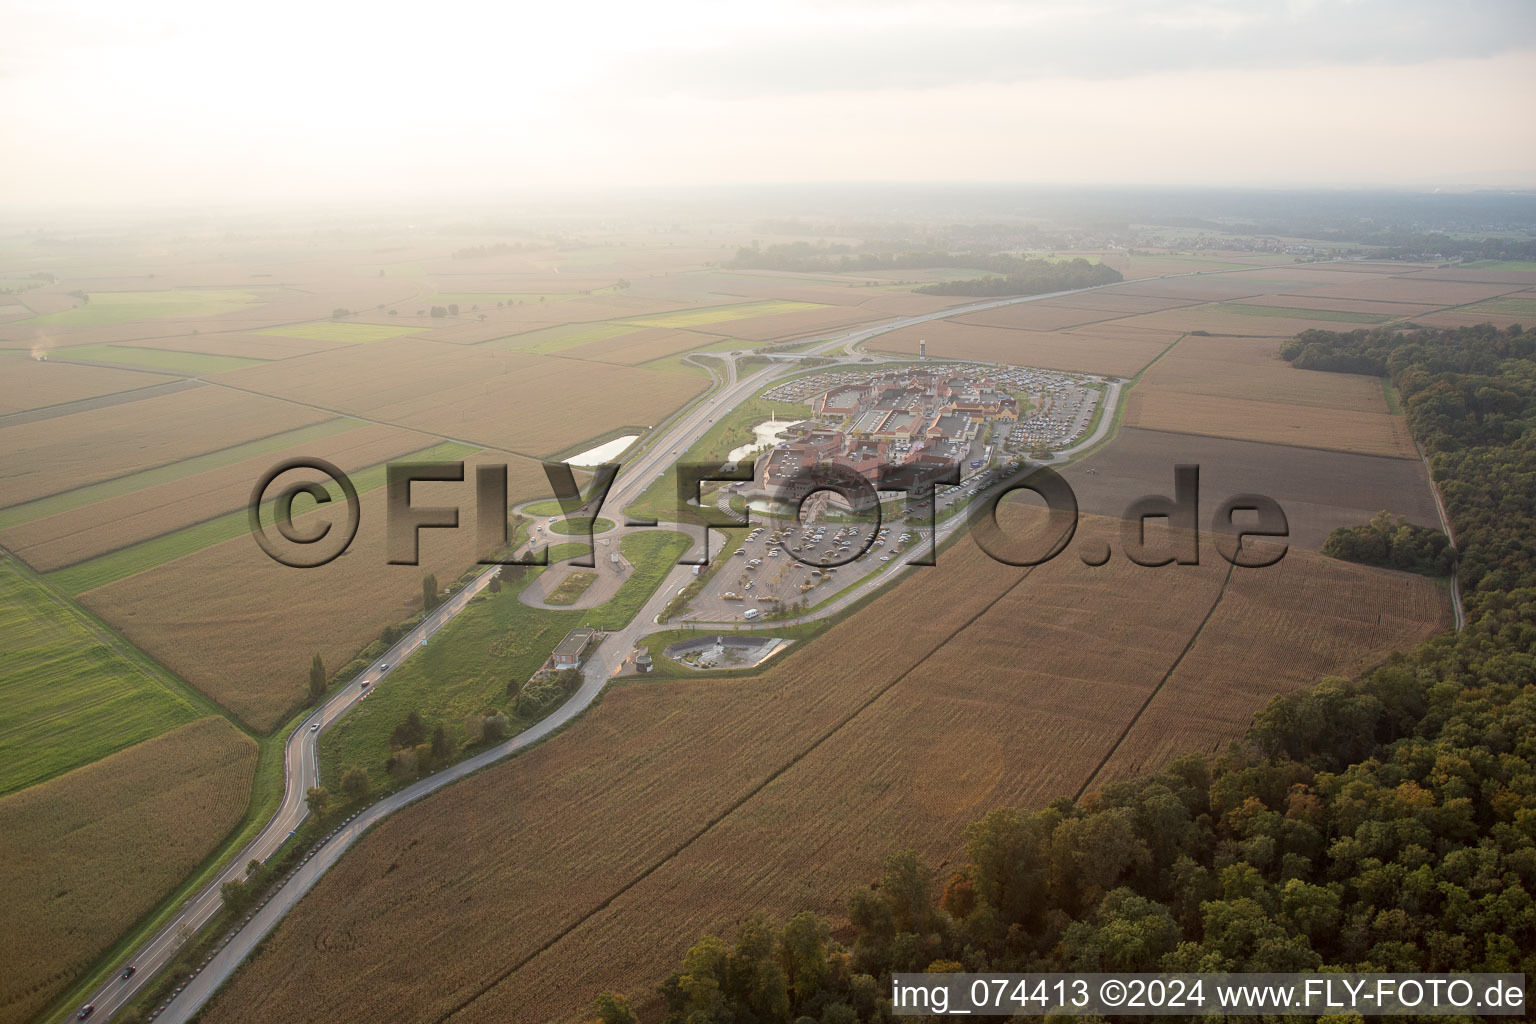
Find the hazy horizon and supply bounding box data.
[4,0,1535,208]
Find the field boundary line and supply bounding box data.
[1075,558,1236,799]
[197,378,551,465]
[427,559,1052,1024]
[0,377,204,429]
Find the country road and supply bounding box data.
[82,277,1142,1024]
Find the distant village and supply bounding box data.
[746,361,1104,504]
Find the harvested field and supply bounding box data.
[0,418,358,530]
[1124,334,1413,457]
[23,288,267,327]
[1029,290,1202,315]
[2,423,435,572]
[1110,305,1386,337]
[1061,427,1439,549]
[124,331,348,359]
[1453,293,1536,319]
[0,554,198,795]
[850,291,973,315]
[1292,278,1521,306]
[1109,277,1268,301]
[1092,550,1450,783]
[873,321,1168,376]
[486,322,641,354]
[193,509,1445,1024]
[1208,303,1394,324]
[561,327,725,365]
[1125,391,1416,458]
[1403,265,1536,285]
[0,716,257,1024]
[80,452,558,731]
[255,321,416,343]
[1229,294,1442,317]
[0,386,331,507]
[210,338,704,458]
[954,302,1129,332]
[619,300,824,330]
[0,356,176,415]
[1406,309,1529,330]
[1133,334,1393,410]
[47,439,476,596]
[51,343,266,374]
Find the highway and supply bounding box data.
[80,281,1130,1024]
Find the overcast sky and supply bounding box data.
[3,0,1535,206]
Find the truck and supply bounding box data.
[743,608,760,620]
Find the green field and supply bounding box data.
[0,418,360,530]
[48,440,479,595]
[28,289,265,326]
[1215,302,1394,324]
[318,529,690,786]
[545,570,599,605]
[0,556,202,795]
[256,321,414,343]
[52,344,265,374]
[547,516,615,536]
[483,321,639,354]
[1459,294,1536,318]
[618,299,823,330]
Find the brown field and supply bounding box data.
[1,423,436,571]
[709,304,891,342]
[1111,305,1394,338]
[1093,550,1449,783]
[1299,261,1434,275]
[1134,334,1390,408]
[1398,267,1536,286]
[1109,276,1269,301]
[80,452,557,731]
[1060,427,1440,549]
[0,716,257,1024]
[1034,290,1202,314]
[1230,293,1443,317]
[0,356,176,415]
[953,302,1128,332]
[126,331,354,359]
[1406,309,1528,330]
[873,321,1168,376]
[1293,277,1521,306]
[850,291,973,316]
[1126,390,1415,458]
[561,327,723,365]
[0,386,331,507]
[209,338,705,458]
[1124,333,1414,457]
[193,511,1446,1024]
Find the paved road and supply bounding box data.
[95,283,1128,1024]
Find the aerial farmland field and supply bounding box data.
[0,716,258,1024]
[1,169,1527,1024]
[188,510,1449,1024]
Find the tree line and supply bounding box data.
[914,258,1121,298]
[594,321,1535,1023]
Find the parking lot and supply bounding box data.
[683,514,928,624]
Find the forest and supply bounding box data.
[1322,511,1455,577]
[588,323,1536,1024]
